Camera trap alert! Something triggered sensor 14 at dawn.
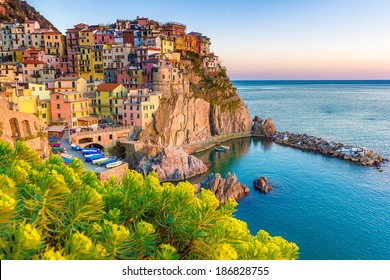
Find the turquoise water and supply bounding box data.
[194,81,390,260]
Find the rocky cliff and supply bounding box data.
[139,51,252,147]
[0,0,58,31]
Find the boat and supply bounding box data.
[49,143,61,147]
[71,144,81,151]
[83,151,103,156]
[62,157,72,165]
[85,154,105,163]
[215,147,225,152]
[105,161,123,168]
[82,148,100,153]
[48,137,60,142]
[97,159,113,166]
[100,159,118,166]
[60,153,73,159]
[92,157,109,164]
[220,145,230,150]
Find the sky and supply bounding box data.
[27,0,390,80]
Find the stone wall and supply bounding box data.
[70,126,134,148]
[96,163,129,183]
[0,95,49,155]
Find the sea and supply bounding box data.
[193,80,390,260]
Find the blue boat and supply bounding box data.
[215,147,225,152]
[100,159,118,166]
[85,154,105,163]
[62,157,72,165]
[82,148,100,153]
[83,151,102,156]
[71,144,81,151]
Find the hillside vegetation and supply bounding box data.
[0,0,58,31]
[0,139,299,260]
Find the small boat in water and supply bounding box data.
[105,161,123,168]
[220,145,230,150]
[215,147,225,152]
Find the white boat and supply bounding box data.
[84,153,103,158]
[105,161,123,168]
[220,145,230,149]
[60,153,73,159]
[92,157,109,164]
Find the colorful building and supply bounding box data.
[90,83,127,122]
[43,31,65,57]
[122,89,161,128]
[50,77,89,127]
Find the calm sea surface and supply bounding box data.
[194,80,390,260]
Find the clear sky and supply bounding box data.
[27,0,390,80]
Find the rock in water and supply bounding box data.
[196,172,250,203]
[251,116,276,137]
[253,177,272,193]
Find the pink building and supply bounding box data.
[122,88,161,128]
[116,67,131,88]
[94,30,115,45]
[142,57,158,89]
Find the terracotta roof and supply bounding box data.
[21,60,46,65]
[96,83,122,91]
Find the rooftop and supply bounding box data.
[96,83,123,91]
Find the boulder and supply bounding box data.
[251,117,276,137]
[196,172,249,203]
[253,176,272,194]
[129,145,208,182]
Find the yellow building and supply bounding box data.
[91,83,127,121]
[129,69,144,87]
[78,29,103,82]
[161,39,174,54]
[43,31,65,57]
[174,37,185,51]
[11,48,25,63]
[29,83,52,124]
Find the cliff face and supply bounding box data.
[0,0,58,31]
[140,52,252,147]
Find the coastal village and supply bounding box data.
[0,17,218,129]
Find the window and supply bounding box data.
[124,105,126,110]
[98,136,101,141]
[109,134,113,140]
[56,95,60,99]
[109,91,112,97]
[58,113,61,118]
[72,113,76,117]
[57,104,60,109]
[144,113,148,118]
[58,82,61,88]
[42,113,46,118]
[97,91,100,97]
[72,82,75,88]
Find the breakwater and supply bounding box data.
[270,131,387,166]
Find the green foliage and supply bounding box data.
[0,139,299,260]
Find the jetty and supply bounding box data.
[270,131,387,166]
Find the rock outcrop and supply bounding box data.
[253,177,272,193]
[129,145,208,182]
[251,116,276,137]
[138,51,252,147]
[195,172,250,203]
[271,131,388,166]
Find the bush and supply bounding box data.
[0,139,299,260]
